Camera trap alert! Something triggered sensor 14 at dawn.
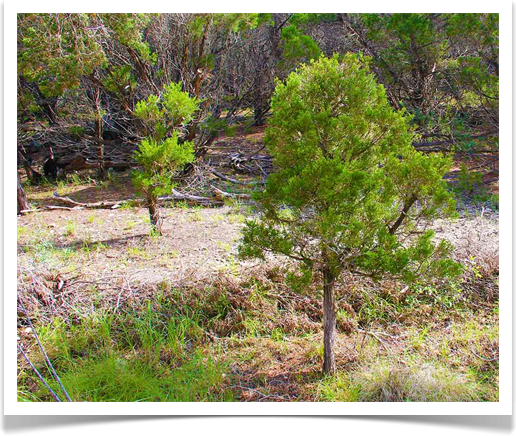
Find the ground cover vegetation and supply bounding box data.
[17,13,499,402]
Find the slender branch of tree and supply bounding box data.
[389,195,417,235]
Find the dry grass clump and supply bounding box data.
[319,361,482,402]
[361,362,481,402]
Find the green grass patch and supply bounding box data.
[36,351,232,402]
[20,301,233,402]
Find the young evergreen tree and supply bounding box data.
[132,82,199,235]
[239,54,462,374]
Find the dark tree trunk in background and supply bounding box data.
[322,267,337,374]
[93,85,107,181]
[43,100,59,125]
[96,118,106,181]
[252,14,285,127]
[17,173,29,214]
[18,151,43,184]
[253,105,265,126]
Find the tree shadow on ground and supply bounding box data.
[30,172,137,206]
[54,233,150,251]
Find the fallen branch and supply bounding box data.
[211,185,252,201]
[61,156,98,172]
[471,349,498,362]
[358,328,391,352]
[162,189,223,206]
[84,134,138,147]
[17,343,62,402]
[61,156,135,173]
[52,193,125,209]
[211,169,265,186]
[18,297,72,402]
[19,205,83,214]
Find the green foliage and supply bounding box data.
[281,25,321,62]
[102,65,137,95]
[161,83,199,126]
[451,163,497,207]
[134,82,199,142]
[132,134,194,199]
[101,13,156,64]
[457,163,482,193]
[18,14,107,96]
[289,14,336,27]
[446,13,498,52]
[239,54,461,283]
[41,352,230,402]
[17,88,41,118]
[17,13,157,122]
[318,361,485,402]
[25,308,232,402]
[212,13,273,33]
[457,56,498,105]
[68,125,85,140]
[361,13,444,79]
[189,13,273,37]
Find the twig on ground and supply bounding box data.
[358,328,391,352]
[471,349,498,362]
[229,384,287,402]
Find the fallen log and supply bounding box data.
[104,162,136,171]
[84,135,138,147]
[60,156,135,173]
[62,156,98,172]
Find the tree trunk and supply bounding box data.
[22,161,43,185]
[17,173,29,214]
[322,267,337,374]
[97,138,106,181]
[93,86,106,181]
[147,196,163,236]
[253,105,265,126]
